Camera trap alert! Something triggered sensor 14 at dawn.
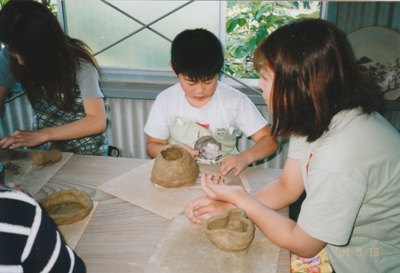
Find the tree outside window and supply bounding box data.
[225,1,321,79]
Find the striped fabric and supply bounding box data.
[0,188,86,273]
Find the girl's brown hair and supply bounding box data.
[0,1,100,111]
[254,19,382,142]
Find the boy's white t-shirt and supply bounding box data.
[288,108,400,273]
[144,81,268,140]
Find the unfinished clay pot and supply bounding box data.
[151,145,199,188]
[205,208,255,252]
[40,189,93,225]
[31,149,62,166]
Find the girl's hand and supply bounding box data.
[200,173,247,205]
[0,130,48,149]
[184,195,235,224]
[218,154,250,176]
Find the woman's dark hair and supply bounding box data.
[254,19,383,142]
[0,1,100,110]
[171,28,223,81]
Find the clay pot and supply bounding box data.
[31,149,62,166]
[205,208,255,252]
[151,145,199,188]
[40,189,93,225]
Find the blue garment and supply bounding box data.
[0,48,22,93]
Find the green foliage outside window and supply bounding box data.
[225,1,321,79]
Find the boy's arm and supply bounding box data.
[219,126,278,176]
[245,125,278,163]
[146,136,199,158]
[146,136,169,158]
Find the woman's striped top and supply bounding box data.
[0,188,86,273]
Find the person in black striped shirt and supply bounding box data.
[0,186,86,273]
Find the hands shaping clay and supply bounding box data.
[205,208,255,252]
[151,145,199,188]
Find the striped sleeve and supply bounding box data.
[0,189,86,273]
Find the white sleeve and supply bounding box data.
[76,60,103,100]
[297,169,366,245]
[143,94,170,140]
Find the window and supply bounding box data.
[60,0,222,71]
[57,0,332,89]
[225,1,321,79]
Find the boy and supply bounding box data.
[144,28,278,176]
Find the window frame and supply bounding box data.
[56,0,337,102]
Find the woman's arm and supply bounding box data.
[146,136,169,158]
[253,157,305,210]
[218,126,278,176]
[201,161,325,257]
[186,157,303,224]
[0,97,107,149]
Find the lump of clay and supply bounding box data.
[205,208,255,252]
[151,145,199,188]
[40,189,93,225]
[31,149,62,166]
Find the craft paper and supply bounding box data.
[97,160,250,220]
[4,152,73,195]
[145,214,281,273]
[58,201,99,249]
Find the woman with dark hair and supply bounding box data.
[185,19,400,272]
[0,0,108,155]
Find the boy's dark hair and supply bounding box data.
[171,28,223,81]
[254,19,383,142]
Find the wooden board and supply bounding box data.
[145,214,281,273]
[4,152,73,195]
[58,201,99,249]
[97,160,250,220]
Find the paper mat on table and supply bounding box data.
[145,214,281,273]
[97,160,251,220]
[58,201,99,249]
[4,152,73,196]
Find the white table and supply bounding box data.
[35,155,289,273]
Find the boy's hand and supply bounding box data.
[218,154,250,176]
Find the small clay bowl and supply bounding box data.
[40,189,93,225]
[205,208,255,252]
[151,145,199,188]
